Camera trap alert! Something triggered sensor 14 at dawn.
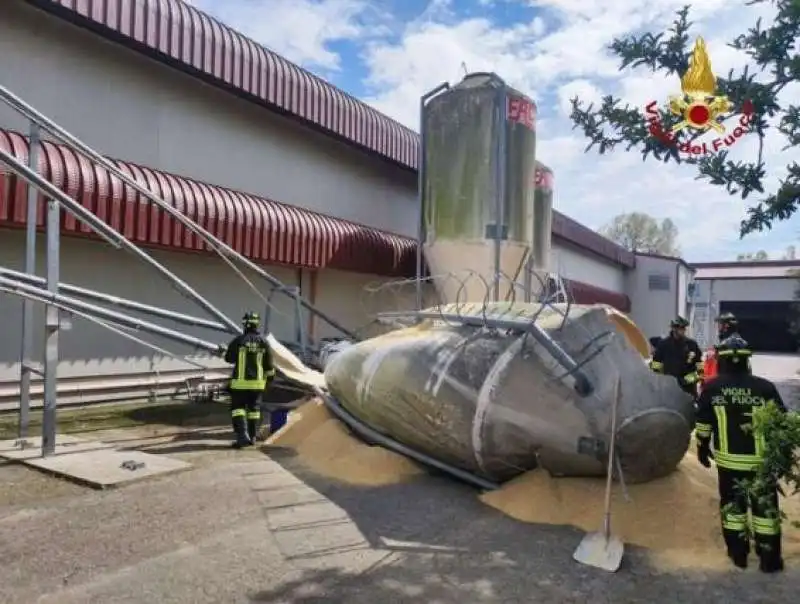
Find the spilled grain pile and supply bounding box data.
[480,455,800,569]
[264,398,422,486]
[267,398,800,569]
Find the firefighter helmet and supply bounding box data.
[670,316,690,329]
[716,334,751,372]
[242,311,260,328]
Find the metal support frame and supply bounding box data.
[0,267,229,333]
[0,147,239,333]
[41,185,60,455]
[492,81,508,303]
[263,285,308,361]
[0,276,220,354]
[0,84,355,341]
[415,82,450,311]
[17,121,39,445]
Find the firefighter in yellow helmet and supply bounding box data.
[695,335,788,572]
[221,312,276,448]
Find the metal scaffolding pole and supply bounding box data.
[0,276,220,353]
[17,122,39,444]
[0,267,229,333]
[0,146,239,334]
[41,184,60,456]
[0,84,355,340]
[415,82,450,311]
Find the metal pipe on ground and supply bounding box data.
[0,84,356,341]
[0,267,229,333]
[316,390,500,491]
[0,146,240,334]
[0,276,221,354]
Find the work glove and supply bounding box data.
[697,442,713,468]
[683,372,699,385]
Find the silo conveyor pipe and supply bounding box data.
[316,389,500,491]
[0,84,356,341]
[0,146,241,334]
[0,266,229,333]
[0,276,222,354]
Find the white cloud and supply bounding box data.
[193,0,798,262]
[189,0,378,70]
[356,0,798,262]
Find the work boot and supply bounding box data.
[247,419,260,443]
[728,549,748,569]
[759,555,784,573]
[231,416,252,449]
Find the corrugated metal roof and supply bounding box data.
[32,0,418,167]
[694,265,800,279]
[27,0,636,269]
[0,131,633,307]
[0,128,415,276]
[565,279,630,312]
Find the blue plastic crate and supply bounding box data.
[269,409,289,432]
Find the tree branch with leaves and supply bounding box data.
[569,1,799,237]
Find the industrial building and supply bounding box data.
[690,260,800,352]
[0,0,791,408]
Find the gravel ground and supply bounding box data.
[0,424,798,604]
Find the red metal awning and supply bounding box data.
[564,278,631,313]
[29,0,635,269]
[0,129,415,277]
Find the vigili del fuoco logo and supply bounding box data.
[645,37,754,155]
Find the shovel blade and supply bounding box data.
[572,531,624,572]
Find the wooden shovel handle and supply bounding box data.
[602,375,621,537]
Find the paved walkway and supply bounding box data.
[751,353,800,409]
[0,428,798,603]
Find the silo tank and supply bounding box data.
[422,73,537,303]
[531,162,554,271]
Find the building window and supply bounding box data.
[648,272,671,291]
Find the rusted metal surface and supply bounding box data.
[0,129,415,276]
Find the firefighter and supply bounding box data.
[702,312,740,384]
[649,317,704,396]
[221,312,276,448]
[695,335,787,572]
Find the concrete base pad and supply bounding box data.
[0,434,112,461]
[23,449,192,489]
[0,435,192,489]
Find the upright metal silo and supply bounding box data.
[532,161,554,270]
[419,73,538,304]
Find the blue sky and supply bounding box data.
[189,0,799,263]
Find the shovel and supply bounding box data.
[572,376,624,572]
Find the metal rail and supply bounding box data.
[0,276,222,354]
[0,83,356,341]
[0,267,229,333]
[318,392,499,491]
[0,285,209,370]
[0,146,239,333]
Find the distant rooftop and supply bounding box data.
[692,259,800,280]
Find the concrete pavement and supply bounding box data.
[751,353,800,408]
[1,428,798,604]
